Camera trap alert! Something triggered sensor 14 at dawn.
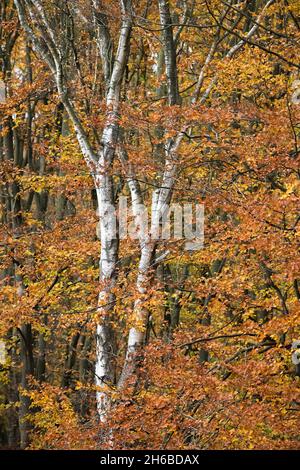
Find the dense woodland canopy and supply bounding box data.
[0,0,300,450]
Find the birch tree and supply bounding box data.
[13,0,132,421]
[118,0,276,388]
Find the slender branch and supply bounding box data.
[179,333,258,349]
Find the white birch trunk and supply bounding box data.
[14,0,132,421]
[94,166,118,420]
[118,240,154,388]
[118,0,180,388]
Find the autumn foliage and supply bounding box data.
[0,0,300,450]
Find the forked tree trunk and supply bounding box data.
[118,0,180,388]
[14,0,132,422]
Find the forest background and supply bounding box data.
[0,0,300,450]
